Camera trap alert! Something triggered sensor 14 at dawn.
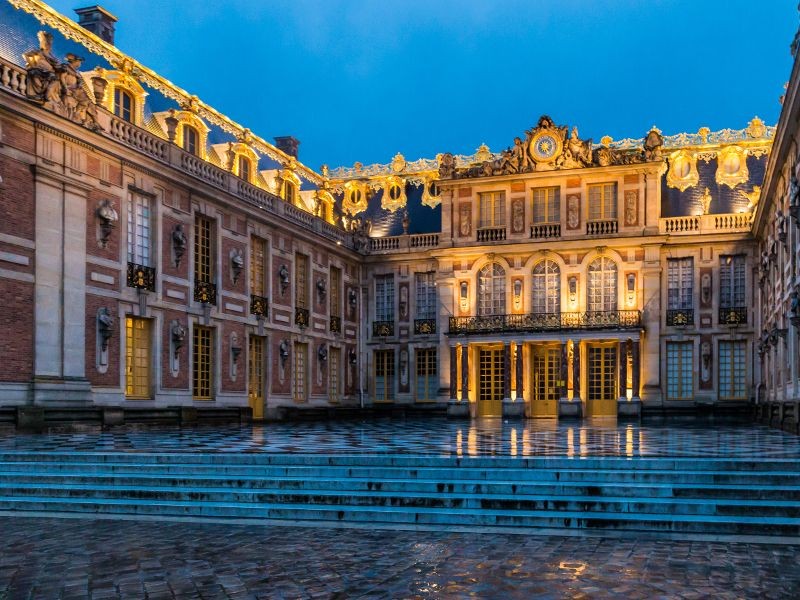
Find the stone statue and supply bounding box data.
[790,172,799,211]
[95,199,118,247]
[643,128,664,161]
[97,307,114,352]
[171,321,186,358]
[776,209,787,242]
[278,264,290,294]
[172,224,187,266]
[563,126,593,167]
[22,31,60,106]
[318,343,328,363]
[61,54,101,131]
[438,153,456,179]
[279,339,290,362]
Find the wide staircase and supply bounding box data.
[0,451,799,538]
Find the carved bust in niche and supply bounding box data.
[701,273,711,306]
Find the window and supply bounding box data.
[720,255,746,308]
[532,260,560,314]
[238,155,251,182]
[666,341,693,400]
[330,266,341,318]
[375,349,395,401]
[415,272,436,320]
[375,274,395,321]
[588,183,617,221]
[587,257,617,312]
[478,263,506,316]
[719,340,746,400]
[532,186,559,224]
[329,347,341,403]
[194,215,213,284]
[293,342,308,402]
[416,348,437,402]
[183,124,199,156]
[284,180,297,204]
[250,237,266,297]
[295,253,308,309]
[479,191,505,228]
[113,88,133,122]
[192,325,213,400]
[127,193,151,266]
[248,335,265,417]
[125,317,150,399]
[667,258,693,310]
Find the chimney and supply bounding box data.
[75,6,118,45]
[274,136,300,159]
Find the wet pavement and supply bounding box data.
[0,516,798,599]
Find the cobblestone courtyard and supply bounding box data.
[0,516,798,599]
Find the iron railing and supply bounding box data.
[250,294,269,318]
[414,318,436,335]
[126,262,156,292]
[193,280,217,305]
[666,308,694,327]
[719,306,747,326]
[373,320,395,337]
[448,310,641,335]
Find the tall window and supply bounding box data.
[113,88,133,122]
[720,255,746,308]
[478,263,506,315]
[238,155,251,182]
[666,341,693,400]
[375,274,395,321]
[295,253,308,308]
[532,186,559,224]
[416,348,437,402]
[375,349,395,401]
[532,260,560,314]
[719,340,747,400]
[194,215,212,284]
[479,191,505,228]
[329,347,341,403]
[125,317,150,399]
[250,237,266,297]
[127,193,151,266]
[330,266,342,319]
[192,325,212,400]
[415,272,436,320]
[667,257,693,309]
[283,180,297,204]
[183,124,199,156]
[588,183,617,221]
[587,257,617,311]
[293,342,307,402]
[248,335,265,417]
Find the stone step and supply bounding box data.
[0,496,797,536]
[2,483,799,518]
[5,472,800,500]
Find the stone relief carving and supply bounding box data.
[700,342,711,383]
[459,203,472,237]
[624,190,638,226]
[511,199,525,233]
[345,216,372,253]
[566,195,580,230]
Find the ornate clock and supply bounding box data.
[529,131,562,163]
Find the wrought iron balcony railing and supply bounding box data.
[193,280,217,305]
[448,310,641,335]
[373,320,395,337]
[250,294,269,318]
[414,318,436,335]
[126,262,156,292]
[295,307,310,328]
[719,306,747,326]
[330,315,342,333]
[666,308,694,327]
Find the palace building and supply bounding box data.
[0,0,794,426]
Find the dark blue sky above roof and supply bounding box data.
[37,1,800,174]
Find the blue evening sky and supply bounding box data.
[47,0,797,172]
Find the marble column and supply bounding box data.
[503,342,512,402]
[460,344,469,401]
[449,345,457,401]
[515,342,523,400]
[619,342,628,400]
[632,340,641,400]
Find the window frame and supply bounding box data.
[587,182,618,221]
[414,271,437,320]
[478,191,506,228]
[375,274,395,321]
[478,262,506,316]
[113,87,134,123]
[127,192,151,267]
[667,257,693,310]
[532,186,560,225]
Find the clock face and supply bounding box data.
[530,132,561,162]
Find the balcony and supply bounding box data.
[666,308,694,327]
[530,223,561,239]
[250,294,269,318]
[414,318,436,335]
[477,227,506,243]
[448,311,641,335]
[126,262,156,292]
[373,320,395,337]
[330,315,342,334]
[659,213,751,235]
[295,307,310,328]
[719,306,747,326]
[193,280,217,305]
[586,220,618,236]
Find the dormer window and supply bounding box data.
[284,180,296,204]
[183,125,199,156]
[238,155,251,182]
[113,88,134,122]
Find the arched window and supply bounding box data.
[587,257,617,312]
[478,263,506,316]
[238,155,251,182]
[532,260,560,314]
[113,88,134,122]
[182,124,199,156]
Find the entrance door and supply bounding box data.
[478,347,504,417]
[587,343,617,417]
[248,336,265,419]
[531,345,560,417]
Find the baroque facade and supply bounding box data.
[0,0,791,424]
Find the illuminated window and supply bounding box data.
[248,335,265,417]
[478,262,505,316]
[183,124,199,156]
[666,341,693,400]
[588,183,617,221]
[587,257,617,312]
[375,349,395,401]
[479,191,505,228]
[127,192,151,266]
[238,155,251,182]
[295,253,308,309]
[719,340,746,400]
[416,348,437,402]
[113,88,134,122]
[720,255,745,308]
[415,272,436,320]
[284,180,297,204]
[250,237,266,297]
[532,260,560,314]
[293,342,307,402]
[125,317,151,399]
[375,274,394,321]
[194,215,213,284]
[192,325,213,400]
[667,258,693,310]
[330,266,341,319]
[532,186,559,224]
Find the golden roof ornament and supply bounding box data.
[700,187,712,215]
[390,152,406,173]
[747,116,766,139]
[742,185,761,211]
[600,135,613,147]
[475,143,491,163]
[698,127,710,144]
